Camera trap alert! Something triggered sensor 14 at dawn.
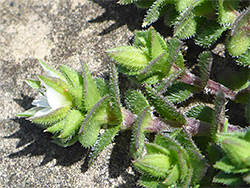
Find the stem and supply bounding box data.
[121,107,245,136]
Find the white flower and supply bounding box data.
[31,82,70,118]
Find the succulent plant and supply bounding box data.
[134,129,208,188]
[17,27,249,187]
[212,129,250,186]
[119,0,250,62]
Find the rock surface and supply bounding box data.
[0,0,145,187]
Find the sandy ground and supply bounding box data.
[0,0,145,187]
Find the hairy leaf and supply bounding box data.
[237,49,250,68]
[131,106,152,158]
[25,79,41,89]
[59,109,84,139]
[30,105,71,125]
[79,95,109,147]
[142,0,169,27]
[195,19,227,47]
[109,64,122,124]
[81,61,101,111]
[106,46,149,72]
[198,51,213,88]
[145,86,186,124]
[90,124,120,164]
[217,0,239,26]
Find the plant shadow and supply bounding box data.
[7,96,88,166]
[90,0,145,35]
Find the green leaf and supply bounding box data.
[211,91,226,142]
[59,109,84,138]
[187,148,207,186]
[165,82,200,103]
[162,164,180,186]
[185,104,214,123]
[198,51,213,87]
[145,86,186,124]
[39,60,65,81]
[106,46,149,72]
[118,0,137,5]
[214,157,250,174]
[131,106,152,159]
[145,142,171,156]
[109,64,122,124]
[81,62,101,111]
[218,136,250,168]
[134,153,171,178]
[213,171,245,186]
[150,27,168,67]
[155,69,185,95]
[237,49,250,68]
[138,175,159,188]
[195,19,227,47]
[217,0,239,26]
[227,31,250,57]
[173,5,197,39]
[142,0,170,27]
[25,79,41,89]
[167,38,185,70]
[59,65,83,87]
[133,30,152,56]
[46,120,65,133]
[95,78,109,97]
[30,105,71,125]
[53,134,79,147]
[90,124,120,164]
[175,0,204,13]
[135,0,155,9]
[79,95,109,147]
[125,90,150,115]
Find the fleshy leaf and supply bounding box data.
[30,105,71,125]
[145,86,186,124]
[108,64,122,124]
[195,19,227,47]
[197,51,213,88]
[213,171,245,186]
[95,78,109,97]
[165,82,199,103]
[142,0,169,27]
[59,65,83,87]
[90,124,120,164]
[81,61,101,111]
[134,153,171,178]
[131,106,151,159]
[217,0,239,26]
[138,175,159,188]
[185,104,214,123]
[17,107,43,117]
[79,95,109,147]
[237,49,250,68]
[211,91,226,141]
[106,46,149,72]
[125,90,150,115]
[118,0,137,5]
[214,157,250,174]
[218,136,250,168]
[59,109,84,138]
[25,79,41,89]
[227,31,250,57]
[39,60,65,81]
[173,5,197,39]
